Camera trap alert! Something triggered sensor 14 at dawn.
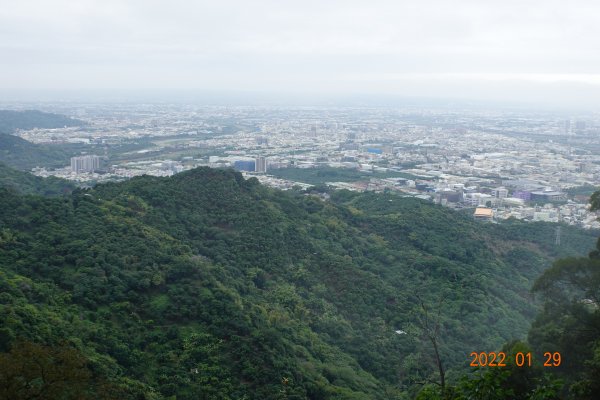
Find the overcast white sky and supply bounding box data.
[1,0,600,106]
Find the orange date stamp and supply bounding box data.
[469,352,561,368]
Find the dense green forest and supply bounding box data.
[0,167,598,399]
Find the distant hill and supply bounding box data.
[0,109,83,133]
[0,167,596,399]
[0,109,85,170]
[0,132,74,170]
[0,162,75,196]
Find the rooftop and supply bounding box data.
[474,207,494,217]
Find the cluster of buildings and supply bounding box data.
[13,102,600,228]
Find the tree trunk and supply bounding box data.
[430,336,445,396]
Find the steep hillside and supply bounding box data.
[0,167,596,399]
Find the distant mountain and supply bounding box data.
[0,162,75,196]
[0,109,83,133]
[0,167,596,399]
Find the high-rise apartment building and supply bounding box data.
[255,156,267,173]
[492,187,508,199]
[71,155,100,173]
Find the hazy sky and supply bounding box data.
[2,0,600,106]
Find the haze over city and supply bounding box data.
[2,0,600,107]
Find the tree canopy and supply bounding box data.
[0,167,597,399]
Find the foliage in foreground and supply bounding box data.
[0,167,597,399]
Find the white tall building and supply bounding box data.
[71,155,100,173]
[492,187,508,199]
[255,156,267,173]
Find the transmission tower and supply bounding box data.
[555,226,561,246]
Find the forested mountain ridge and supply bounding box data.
[0,167,596,399]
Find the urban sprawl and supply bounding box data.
[9,102,600,229]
